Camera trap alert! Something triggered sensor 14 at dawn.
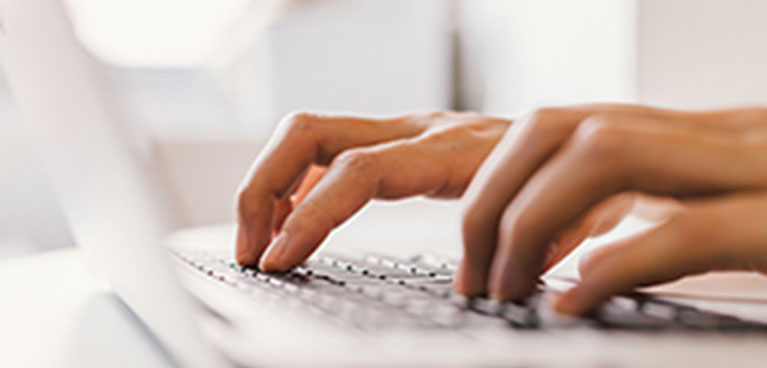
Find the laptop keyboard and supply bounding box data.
[172,248,767,333]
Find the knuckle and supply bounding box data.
[527,107,563,123]
[460,203,486,240]
[404,110,449,126]
[332,148,377,174]
[281,110,319,136]
[421,123,471,142]
[570,115,627,159]
[236,188,255,218]
[518,107,566,138]
[423,109,448,119]
[235,186,274,222]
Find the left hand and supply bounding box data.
[458,104,767,314]
[235,110,510,269]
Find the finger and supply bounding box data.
[557,191,767,314]
[576,229,656,280]
[457,108,599,295]
[541,192,682,271]
[293,166,327,204]
[258,148,381,271]
[271,196,292,238]
[236,112,424,265]
[457,105,764,296]
[260,122,505,271]
[541,192,638,272]
[556,217,708,315]
[272,165,327,235]
[458,105,663,295]
[488,114,767,300]
[556,194,686,265]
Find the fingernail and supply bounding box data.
[260,232,289,271]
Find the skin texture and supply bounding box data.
[236,105,767,315]
[236,111,511,267]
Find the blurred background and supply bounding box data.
[2,0,767,259]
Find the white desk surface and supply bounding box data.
[3,200,767,368]
[0,248,170,368]
[0,200,464,368]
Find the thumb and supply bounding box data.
[541,192,637,272]
[554,216,713,315]
[556,191,767,315]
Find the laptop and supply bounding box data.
[2,0,766,367]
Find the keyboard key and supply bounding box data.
[595,301,671,330]
[500,302,538,327]
[641,301,678,320]
[469,298,501,316]
[172,249,767,333]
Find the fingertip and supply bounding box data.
[487,256,538,302]
[489,280,536,302]
[259,232,290,271]
[453,260,487,296]
[258,257,282,272]
[553,287,589,315]
[236,222,272,267]
[235,226,255,266]
[235,252,255,267]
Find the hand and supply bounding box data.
[236,111,510,270]
[459,104,767,314]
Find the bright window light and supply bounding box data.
[64,0,253,67]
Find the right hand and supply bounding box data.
[235,111,511,269]
[456,104,767,313]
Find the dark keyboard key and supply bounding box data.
[171,249,767,333]
[594,300,674,330]
[499,302,538,328]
